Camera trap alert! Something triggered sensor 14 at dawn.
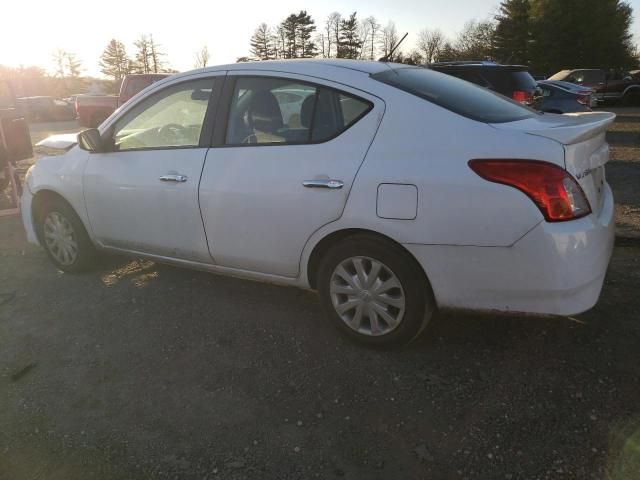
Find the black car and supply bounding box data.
[16,96,76,123]
[427,61,539,106]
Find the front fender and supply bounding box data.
[27,148,91,235]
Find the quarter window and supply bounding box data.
[224,77,372,145]
[112,79,214,151]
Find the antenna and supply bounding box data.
[380,33,408,62]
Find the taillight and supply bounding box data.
[512,90,532,104]
[577,95,589,106]
[468,159,591,222]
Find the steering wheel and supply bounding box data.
[241,133,257,144]
[157,123,186,144]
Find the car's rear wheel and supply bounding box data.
[37,197,97,272]
[622,91,640,107]
[317,235,435,348]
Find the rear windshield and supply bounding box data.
[509,70,537,90]
[372,67,536,123]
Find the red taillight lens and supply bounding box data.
[512,90,532,104]
[468,159,591,222]
[577,95,589,105]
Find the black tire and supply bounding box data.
[36,196,97,273]
[317,234,436,348]
[622,91,640,107]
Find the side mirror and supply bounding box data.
[77,128,103,152]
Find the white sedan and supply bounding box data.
[22,60,615,348]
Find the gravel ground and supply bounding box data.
[1,217,639,480]
[1,111,639,480]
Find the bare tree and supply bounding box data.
[148,35,165,73]
[194,45,210,68]
[274,25,287,59]
[65,52,82,77]
[362,16,381,60]
[316,32,327,58]
[380,21,400,60]
[326,12,341,58]
[417,28,445,64]
[454,20,496,60]
[52,49,67,78]
[358,20,371,59]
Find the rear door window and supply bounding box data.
[224,77,372,145]
[372,67,536,123]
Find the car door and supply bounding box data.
[199,72,383,277]
[83,76,221,263]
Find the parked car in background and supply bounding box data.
[25,60,615,348]
[548,68,640,105]
[427,61,539,106]
[76,73,171,127]
[75,95,118,128]
[536,80,596,113]
[16,96,76,122]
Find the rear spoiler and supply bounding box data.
[494,111,616,145]
[526,112,615,145]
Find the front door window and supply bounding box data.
[112,79,214,151]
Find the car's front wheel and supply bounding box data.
[317,235,435,348]
[37,197,97,272]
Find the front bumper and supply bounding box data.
[405,183,615,316]
[21,187,40,246]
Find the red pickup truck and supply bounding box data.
[548,68,640,105]
[76,73,170,127]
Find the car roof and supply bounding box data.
[429,61,529,70]
[177,59,397,78]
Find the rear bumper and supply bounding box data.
[406,184,615,316]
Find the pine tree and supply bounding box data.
[493,0,531,65]
[337,12,361,59]
[279,11,317,59]
[134,35,152,73]
[281,14,298,58]
[250,23,276,60]
[297,11,317,58]
[529,0,636,73]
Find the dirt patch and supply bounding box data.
[607,109,640,239]
[1,215,639,479]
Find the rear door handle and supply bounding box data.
[159,174,187,182]
[303,179,344,189]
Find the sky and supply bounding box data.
[2,0,639,77]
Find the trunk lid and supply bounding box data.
[492,111,615,216]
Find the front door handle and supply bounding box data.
[159,174,188,182]
[303,179,344,189]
